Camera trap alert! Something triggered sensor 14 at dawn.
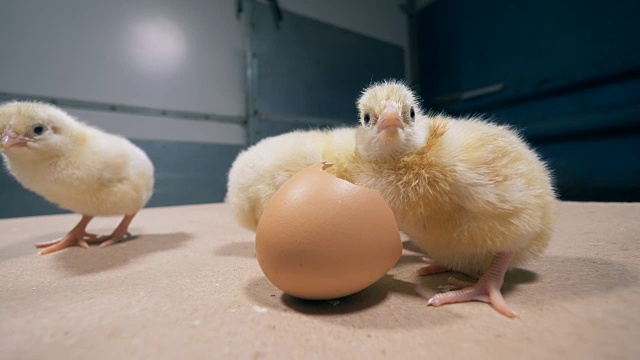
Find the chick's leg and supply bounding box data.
[417,257,449,275]
[417,257,480,279]
[97,213,136,248]
[36,215,97,255]
[428,252,516,318]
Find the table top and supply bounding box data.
[1,201,639,359]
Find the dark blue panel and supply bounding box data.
[469,77,640,139]
[252,2,405,127]
[536,135,640,201]
[417,0,640,106]
[0,140,242,218]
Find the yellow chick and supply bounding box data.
[0,102,154,255]
[353,80,556,317]
[226,127,356,231]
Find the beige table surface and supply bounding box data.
[0,201,639,359]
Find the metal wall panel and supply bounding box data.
[417,0,640,107]
[536,135,640,202]
[249,1,405,142]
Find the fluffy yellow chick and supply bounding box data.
[0,102,154,255]
[353,80,556,317]
[226,127,356,231]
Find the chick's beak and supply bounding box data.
[377,100,405,133]
[1,127,28,148]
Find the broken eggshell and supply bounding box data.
[255,162,402,300]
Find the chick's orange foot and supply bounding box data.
[428,276,516,318]
[36,215,96,255]
[427,252,517,318]
[35,214,137,254]
[97,213,137,248]
[97,231,132,248]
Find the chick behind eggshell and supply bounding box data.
[226,127,357,231]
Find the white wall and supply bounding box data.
[0,0,245,117]
[0,0,247,144]
[0,0,407,145]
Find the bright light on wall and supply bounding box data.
[125,16,187,76]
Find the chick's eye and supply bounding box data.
[363,113,371,125]
[32,124,46,136]
[410,107,415,120]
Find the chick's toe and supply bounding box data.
[36,215,96,255]
[427,252,517,318]
[37,231,92,255]
[97,214,136,248]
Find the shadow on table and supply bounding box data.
[51,231,194,276]
[244,273,467,329]
[213,240,256,258]
[244,248,636,328]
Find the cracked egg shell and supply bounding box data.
[255,162,402,300]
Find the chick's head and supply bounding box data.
[355,80,424,161]
[0,101,80,159]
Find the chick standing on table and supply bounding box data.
[226,128,356,231]
[0,102,154,255]
[353,81,556,317]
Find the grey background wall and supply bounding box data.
[248,1,405,141]
[0,0,407,218]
